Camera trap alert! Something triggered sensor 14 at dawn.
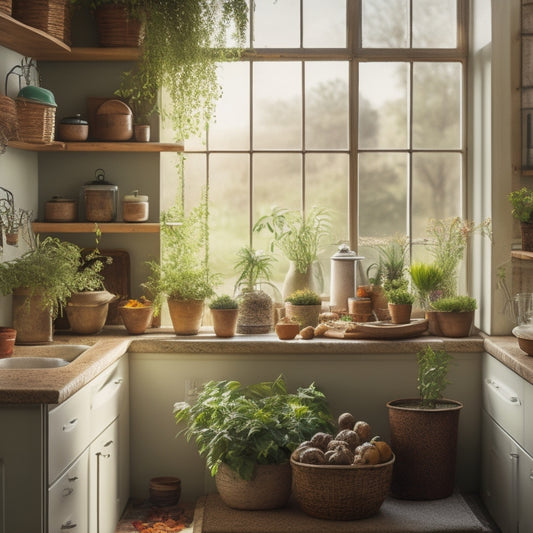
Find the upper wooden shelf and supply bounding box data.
[32,222,160,234]
[0,12,139,61]
[512,250,533,260]
[9,141,184,152]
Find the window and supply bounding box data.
[161,0,468,297]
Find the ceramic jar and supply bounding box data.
[122,190,149,222]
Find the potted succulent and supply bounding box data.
[284,288,322,330]
[509,187,533,251]
[208,295,239,338]
[173,375,334,510]
[387,345,463,500]
[253,206,331,299]
[385,285,415,325]
[430,295,477,338]
[233,246,278,334]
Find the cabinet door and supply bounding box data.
[481,410,518,533]
[89,421,119,533]
[518,445,533,532]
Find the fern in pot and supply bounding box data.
[386,345,463,500]
[174,375,334,510]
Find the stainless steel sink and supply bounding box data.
[0,344,91,369]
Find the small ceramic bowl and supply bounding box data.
[275,321,300,340]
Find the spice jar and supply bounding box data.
[81,169,118,222]
[122,190,149,222]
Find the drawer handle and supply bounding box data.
[486,378,522,405]
[61,520,77,529]
[67,475,79,482]
[62,418,78,432]
[62,488,74,497]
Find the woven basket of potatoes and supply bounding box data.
[290,412,394,521]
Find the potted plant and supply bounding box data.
[233,246,278,334]
[0,235,108,343]
[284,288,322,330]
[408,261,444,311]
[430,295,477,338]
[144,189,219,335]
[253,206,331,299]
[386,345,463,500]
[509,187,533,251]
[0,187,31,246]
[118,297,154,334]
[385,285,415,325]
[173,375,334,510]
[208,294,239,338]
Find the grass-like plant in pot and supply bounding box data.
[509,187,533,251]
[408,261,444,311]
[173,375,334,510]
[253,206,331,299]
[284,288,322,330]
[208,294,239,338]
[430,295,477,338]
[386,345,463,500]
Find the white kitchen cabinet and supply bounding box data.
[482,353,533,532]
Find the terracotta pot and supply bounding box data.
[65,290,116,334]
[12,288,53,344]
[0,327,16,357]
[275,320,300,340]
[284,303,321,330]
[388,303,412,324]
[387,398,462,500]
[435,310,474,338]
[369,285,390,321]
[210,308,239,338]
[215,462,292,510]
[119,305,154,335]
[425,310,442,336]
[167,299,204,335]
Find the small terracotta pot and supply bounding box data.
[210,308,239,338]
[0,327,16,357]
[275,321,300,340]
[119,305,154,335]
[388,303,412,324]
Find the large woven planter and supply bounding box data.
[13,0,71,45]
[95,4,144,47]
[167,298,204,336]
[291,455,394,520]
[284,303,321,330]
[15,98,56,144]
[387,398,462,500]
[236,289,272,334]
[215,462,292,510]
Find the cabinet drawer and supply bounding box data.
[49,449,89,533]
[524,379,533,456]
[48,385,91,484]
[482,353,524,443]
[90,357,128,440]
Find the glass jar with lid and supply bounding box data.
[81,168,118,222]
[122,190,149,222]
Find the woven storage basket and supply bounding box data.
[290,455,394,521]
[15,98,55,143]
[0,95,18,141]
[95,5,144,47]
[12,0,71,45]
[0,0,12,15]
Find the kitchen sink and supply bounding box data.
[0,344,91,369]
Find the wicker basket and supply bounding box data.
[290,455,394,521]
[0,95,18,141]
[15,98,55,143]
[12,0,71,45]
[0,0,12,15]
[95,5,144,47]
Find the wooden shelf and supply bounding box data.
[9,141,184,152]
[32,222,160,234]
[512,250,533,260]
[39,47,140,62]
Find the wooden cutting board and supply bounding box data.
[323,319,429,340]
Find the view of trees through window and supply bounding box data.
[161,0,467,299]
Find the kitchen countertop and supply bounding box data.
[0,326,529,404]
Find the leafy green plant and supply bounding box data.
[173,375,334,481]
[285,288,321,306]
[209,294,238,310]
[431,295,477,313]
[417,345,452,408]
[386,288,415,305]
[113,69,156,125]
[367,235,409,287]
[253,206,331,274]
[409,261,444,310]
[233,246,277,293]
[509,187,533,223]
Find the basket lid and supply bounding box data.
[17,86,57,107]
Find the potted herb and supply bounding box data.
[144,188,219,335]
[233,246,278,334]
[385,286,415,325]
[208,294,239,338]
[408,261,444,311]
[0,187,31,246]
[386,345,463,500]
[284,288,322,330]
[430,295,477,338]
[253,206,331,299]
[173,375,334,510]
[509,187,533,251]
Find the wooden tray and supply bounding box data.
[323,319,428,340]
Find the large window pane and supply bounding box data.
[358,152,408,239]
[306,62,349,150]
[413,0,457,48]
[209,63,250,150]
[413,62,462,149]
[359,63,409,150]
[253,0,299,48]
[361,0,409,48]
[253,62,302,149]
[303,0,346,48]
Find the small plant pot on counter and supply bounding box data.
[210,308,239,338]
[119,303,154,335]
[0,327,16,356]
[65,290,116,335]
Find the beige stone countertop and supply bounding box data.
[0,325,529,405]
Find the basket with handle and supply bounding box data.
[0,95,18,141]
[290,454,394,520]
